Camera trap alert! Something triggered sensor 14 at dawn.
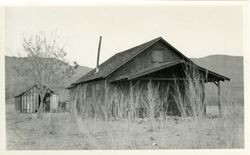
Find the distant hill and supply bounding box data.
[5,56,92,100]
[69,65,92,84]
[5,55,243,104]
[191,55,244,103]
[191,55,243,87]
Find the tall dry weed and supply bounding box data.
[172,65,207,148]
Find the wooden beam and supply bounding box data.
[25,93,27,113]
[201,81,206,116]
[19,96,21,113]
[137,77,209,81]
[27,92,29,113]
[35,88,38,112]
[217,81,222,117]
[214,80,219,86]
[27,93,29,113]
[28,92,30,113]
[32,88,34,113]
[21,95,23,113]
[137,77,187,81]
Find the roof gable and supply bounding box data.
[72,37,166,85]
[71,37,228,85]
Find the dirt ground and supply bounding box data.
[5,103,244,150]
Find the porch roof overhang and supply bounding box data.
[110,60,230,83]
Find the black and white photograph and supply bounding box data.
[0,0,248,152]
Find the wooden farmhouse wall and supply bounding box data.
[68,38,229,118]
[69,80,106,116]
[107,40,183,82]
[68,40,189,117]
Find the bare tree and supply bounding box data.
[14,31,78,118]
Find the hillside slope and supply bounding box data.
[191,55,243,87]
[191,55,244,103]
[5,56,92,99]
[5,55,243,103]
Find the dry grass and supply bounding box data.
[6,102,243,150]
[6,103,243,150]
[6,66,244,149]
[170,65,244,149]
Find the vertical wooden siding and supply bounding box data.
[35,88,39,112]
[50,94,59,112]
[16,86,40,113]
[15,96,21,113]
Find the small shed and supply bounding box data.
[14,85,59,113]
[68,37,230,118]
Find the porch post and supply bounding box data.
[201,81,206,116]
[217,81,222,117]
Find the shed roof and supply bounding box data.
[15,84,37,97]
[71,37,230,86]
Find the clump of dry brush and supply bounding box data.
[172,64,243,149]
[69,64,243,149]
[69,80,169,149]
[172,65,207,148]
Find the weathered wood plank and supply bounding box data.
[138,77,188,81]
[24,93,26,113]
[201,81,206,115]
[25,93,28,113]
[21,95,24,113]
[15,96,21,113]
[33,88,35,113]
[27,92,30,113]
[218,81,221,117]
[34,88,37,112]
[31,89,34,113]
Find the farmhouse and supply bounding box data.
[68,37,230,118]
[15,85,59,113]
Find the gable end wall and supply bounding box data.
[107,41,183,81]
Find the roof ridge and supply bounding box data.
[115,37,162,55]
[99,37,162,67]
[87,37,162,72]
[103,37,163,77]
[72,37,163,85]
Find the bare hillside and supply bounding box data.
[5,56,92,100]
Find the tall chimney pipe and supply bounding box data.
[96,36,102,73]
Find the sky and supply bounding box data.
[5,5,244,68]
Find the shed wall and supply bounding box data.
[69,79,187,119]
[50,94,59,112]
[15,86,40,113]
